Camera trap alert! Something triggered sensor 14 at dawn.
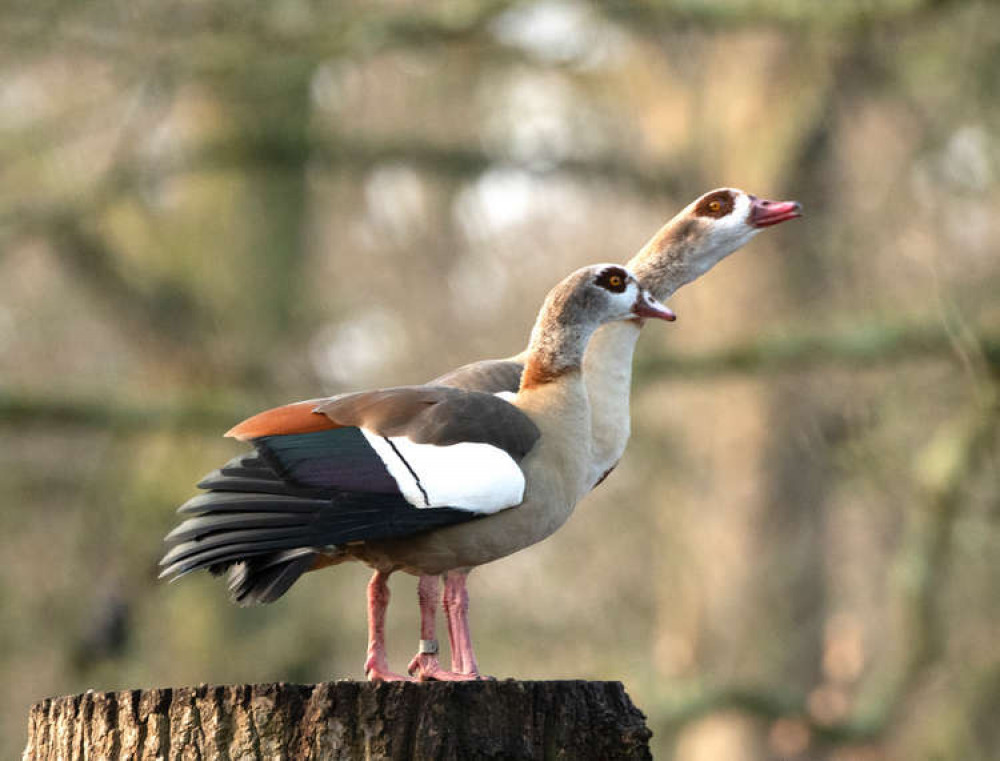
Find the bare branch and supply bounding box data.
[634,322,1000,380]
[0,131,688,239]
[0,388,246,434]
[0,1,521,77]
[594,0,967,31]
[2,322,996,432]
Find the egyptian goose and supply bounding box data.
[160,264,676,681]
[419,189,801,676]
[436,188,801,485]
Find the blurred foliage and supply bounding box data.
[1,1,998,759]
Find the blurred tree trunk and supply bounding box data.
[212,63,315,389]
[751,38,887,689]
[23,681,652,761]
[243,72,311,342]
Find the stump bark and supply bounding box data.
[23,680,652,760]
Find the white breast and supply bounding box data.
[361,430,526,514]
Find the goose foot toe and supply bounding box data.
[408,653,485,681]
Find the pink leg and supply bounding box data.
[443,573,465,672]
[442,570,483,678]
[406,574,479,681]
[364,570,412,682]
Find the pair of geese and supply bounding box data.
[161,188,801,681]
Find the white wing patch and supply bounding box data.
[494,390,517,402]
[360,430,525,515]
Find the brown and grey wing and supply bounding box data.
[429,359,525,395]
[161,387,538,606]
[315,385,540,462]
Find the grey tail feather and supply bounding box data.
[224,550,319,606]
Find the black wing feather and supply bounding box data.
[160,443,480,603]
[161,387,534,604]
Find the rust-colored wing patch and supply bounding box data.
[226,400,341,441]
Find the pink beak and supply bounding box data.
[748,196,803,228]
[633,291,676,322]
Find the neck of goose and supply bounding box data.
[520,313,597,391]
[626,216,708,301]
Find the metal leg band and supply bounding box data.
[419,638,439,655]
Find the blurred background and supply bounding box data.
[2,1,998,759]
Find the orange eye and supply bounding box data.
[708,200,722,213]
[609,275,623,288]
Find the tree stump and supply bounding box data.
[23,680,652,760]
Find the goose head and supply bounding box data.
[691,187,801,257]
[550,264,677,330]
[629,188,802,297]
[522,264,675,389]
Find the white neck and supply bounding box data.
[580,320,643,486]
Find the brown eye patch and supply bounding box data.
[595,266,629,293]
[695,190,734,219]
